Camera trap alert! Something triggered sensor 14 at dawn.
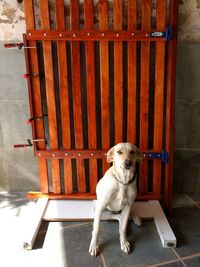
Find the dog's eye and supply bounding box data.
[117,150,123,155]
[130,150,136,155]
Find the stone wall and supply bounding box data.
[0,0,199,193]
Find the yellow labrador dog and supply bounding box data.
[89,143,143,257]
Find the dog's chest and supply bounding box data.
[107,185,135,211]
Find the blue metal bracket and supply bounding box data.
[150,26,172,41]
[143,151,168,164]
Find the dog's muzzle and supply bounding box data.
[124,160,132,169]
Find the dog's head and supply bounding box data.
[106,143,143,170]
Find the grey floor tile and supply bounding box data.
[1,194,199,267]
[99,221,176,267]
[42,222,103,267]
[160,261,184,267]
[169,206,200,257]
[184,257,200,267]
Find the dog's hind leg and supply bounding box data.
[132,214,142,226]
[131,206,142,226]
[119,205,132,254]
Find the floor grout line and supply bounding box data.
[146,257,185,267]
[181,252,200,261]
[172,248,187,267]
[100,253,108,267]
[185,194,200,209]
[172,194,196,209]
[146,252,200,267]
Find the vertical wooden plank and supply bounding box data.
[114,0,123,143]
[70,0,86,193]
[55,0,73,194]
[139,0,151,195]
[153,1,166,195]
[165,0,179,214]
[39,0,61,194]
[24,0,49,193]
[99,0,110,173]
[127,0,137,144]
[84,0,98,193]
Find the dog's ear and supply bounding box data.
[136,148,143,163]
[106,147,115,163]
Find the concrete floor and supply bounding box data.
[0,193,200,267]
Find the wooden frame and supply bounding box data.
[21,0,179,251]
[23,0,178,211]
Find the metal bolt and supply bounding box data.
[167,242,175,247]
[116,33,119,37]
[131,33,134,36]
[78,153,81,156]
[87,32,90,36]
[44,33,47,37]
[73,34,76,37]
[52,153,55,157]
[59,33,62,37]
[91,153,94,156]
[65,153,68,156]
[38,153,41,157]
[146,33,148,37]
[28,32,32,36]
[102,33,105,37]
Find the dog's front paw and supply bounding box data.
[133,216,142,226]
[120,240,130,254]
[89,241,99,257]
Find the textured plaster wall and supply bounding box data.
[179,0,200,40]
[0,0,200,193]
[0,0,25,41]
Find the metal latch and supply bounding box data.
[143,151,168,164]
[13,138,47,148]
[150,26,172,41]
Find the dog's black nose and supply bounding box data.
[124,160,132,168]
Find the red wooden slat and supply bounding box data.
[153,1,166,195]
[55,0,73,194]
[99,0,110,173]
[114,0,123,143]
[127,0,137,144]
[84,0,98,193]
[70,0,86,193]
[165,0,179,214]
[24,0,49,193]
[39,0,61,194]
[139,0,151,195]
[24,0,35,30]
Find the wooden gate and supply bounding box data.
[22,0,178,213]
